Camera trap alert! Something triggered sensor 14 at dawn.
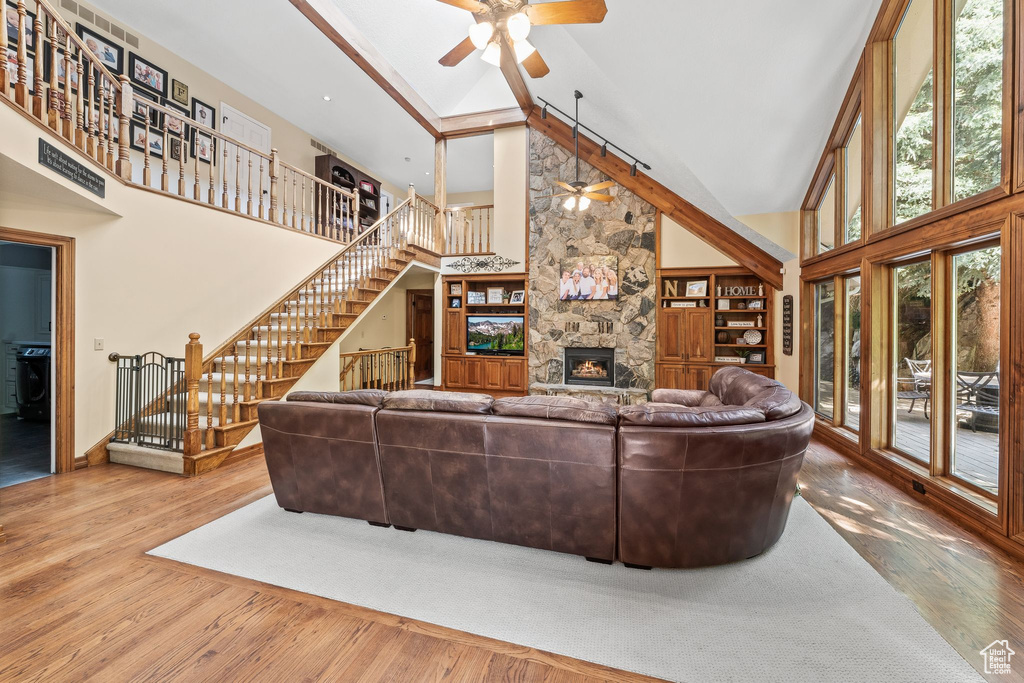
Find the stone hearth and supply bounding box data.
[527,129,657,393]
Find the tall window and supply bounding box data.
[814,281,836,418]
[893,0,935,223]
[817,176,836,254]
[844,276,862,430]
[952,0,1004,201]
[844,118,863,244]
[951,244,1001,493]
[892,261,932,462]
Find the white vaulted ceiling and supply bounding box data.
[88,0,882,226]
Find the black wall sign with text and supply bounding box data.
[38,138,105,198]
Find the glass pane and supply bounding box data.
[817,176,836,254]
[844,276,862,430]
[844,118,863,244]
[952,0,1003,202]
[814,281,836,418]
[951,245,1000,493]
[893,0,935,224]
[892,261,932,462]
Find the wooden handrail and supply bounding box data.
[34,0,120,86]
[339,339,416,391]
[445,203,494,212]
[443,204,494,255]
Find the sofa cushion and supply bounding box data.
[744,386,803,420]
[618,403,766,428]
[650,389,723,407]
[492,395,618,425]
[708,366,780,404]
[286,389,386,407]
[383,389,493,414]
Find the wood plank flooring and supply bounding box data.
[1,440,1023,682]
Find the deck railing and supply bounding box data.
[1,0,365,245]
[339,340,416,392]
[444,205,494,255]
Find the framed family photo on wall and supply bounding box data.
[558,256,618,301]
[191,97,215,130]
[128,52,168,97]
[76,23,123,73]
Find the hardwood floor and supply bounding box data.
[1,440,1022,682]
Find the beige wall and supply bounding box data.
[0,104,344,455]
[447,190,494,207]
[660,215,736,268]
[60,0,404,201]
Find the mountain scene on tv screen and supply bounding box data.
[467,318,525,351]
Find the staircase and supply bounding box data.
[108,195,442,476]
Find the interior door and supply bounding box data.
[408,290,434,382]
[219,103,272,213]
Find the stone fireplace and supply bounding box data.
[564,348,615,387]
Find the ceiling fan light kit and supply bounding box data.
[437,0,608,77]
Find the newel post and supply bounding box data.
[407,337,416,389]
[183,333,203,457]
[269,147,279,223]
[115,75,133,180]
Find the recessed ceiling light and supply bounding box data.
[322,95,332,102]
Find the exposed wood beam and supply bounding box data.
[527,107,785,289]
[440,107,527,138]
[290,0,443,138]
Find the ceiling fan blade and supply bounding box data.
[525,0,607,25]
[534,193,571,199]
[522,50,550,78]
[584,192,614,202]
[436,0,488,13]
[439,36,477,67]
[556,180,576,192]
[582,180,614,193]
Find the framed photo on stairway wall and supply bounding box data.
[128,52,168,97]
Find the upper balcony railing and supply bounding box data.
[444,204,494,255]
[2,0,363,244]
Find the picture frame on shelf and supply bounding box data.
[359,180,375,194]
[190,97,215,130]
[76,23,123,74]
[6,2,36,50]
[467,291,485,305]
[171,78,188,106]
[747,299,764,310]
[449,298,461,309]
[486,287,504,304]
[747,352,765,364]
[509,290,525,305]
[128,52,168,97]
[685,280,707,297]
[450,283,463,296]
[717,299,731,310]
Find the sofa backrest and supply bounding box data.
[707,366,802,420]
[383,389,494,414]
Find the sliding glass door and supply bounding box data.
[814,281,836,418]
[892,261,932,463]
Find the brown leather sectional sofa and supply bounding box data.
[257,367,814,569]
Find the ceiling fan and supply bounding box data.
[437,0,608,78]
[535,91,614,212]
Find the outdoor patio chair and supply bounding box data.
[896,358,931,418]
[955,371,999,433]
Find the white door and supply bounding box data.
[219,103,272,213]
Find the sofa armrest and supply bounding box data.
[650,388,722,407]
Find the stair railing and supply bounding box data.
[2,0,362,245]
[339,339,416,391]
[181,195,440,461]
[444,205,494,255]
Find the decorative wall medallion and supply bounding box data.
[447,255,521,273]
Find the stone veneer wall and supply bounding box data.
[528,128,657,391]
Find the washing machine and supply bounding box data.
[16,345,50,421]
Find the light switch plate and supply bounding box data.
[94,338,104,351]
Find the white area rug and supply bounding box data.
[149,496,981,682]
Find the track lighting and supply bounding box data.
[600,143,607,157]
[630,162,637,177]
[541,104,547,119]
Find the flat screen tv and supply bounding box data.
[466,316,525,356]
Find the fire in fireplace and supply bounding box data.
[564,348,615,387]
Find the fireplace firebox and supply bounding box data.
[564,348,615,387]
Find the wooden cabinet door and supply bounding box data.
[503,358,526,392]
[656,363,685,389]
[483,359,504,390]
[443,309,463,355]
[443,358,464,388]
[683,365,713,390]
[465,358,484,388]
[657,308,684,362]
[683,309,712,363]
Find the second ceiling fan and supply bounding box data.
[437,0,608,78]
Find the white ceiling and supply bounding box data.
[86,0,881,244]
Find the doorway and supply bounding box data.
[0,240,53,487]
[219,103,272,213]
[0,227,74,483]
[407,290,434,383]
